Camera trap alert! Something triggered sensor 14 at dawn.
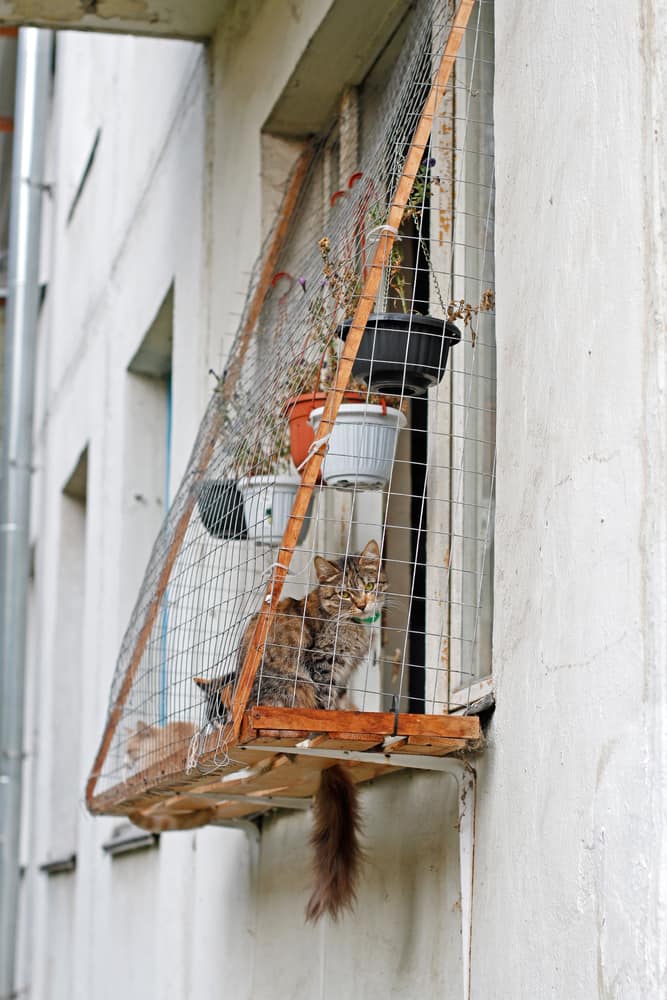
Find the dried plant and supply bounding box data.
[270,162,495,425]
[446,289,495,347]
[232,407,292,478]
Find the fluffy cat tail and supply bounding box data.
[305,764,364,922]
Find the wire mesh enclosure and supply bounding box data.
[87,0,494,829]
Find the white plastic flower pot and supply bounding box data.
[309,403,408,490]
[237,475,302,545]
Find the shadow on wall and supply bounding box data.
[251,769,462,1000]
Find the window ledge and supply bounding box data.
[102,821,159,857]
[39,853,76,875]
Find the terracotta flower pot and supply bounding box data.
[282,390,366,472]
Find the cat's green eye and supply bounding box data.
[340,590,350,600]
[364,582,374,592]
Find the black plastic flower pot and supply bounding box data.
[197,479,248,540]
[338,312,461,397]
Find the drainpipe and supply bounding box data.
[0,27,51,999]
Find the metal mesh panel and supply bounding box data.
[87,0,495,804]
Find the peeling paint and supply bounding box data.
[2,0,153,24]
[0,0,229,39]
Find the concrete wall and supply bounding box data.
[18,27,215,1000]
[474,2,666,997]
[16,1,667,998]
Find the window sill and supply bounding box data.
[102,821,159,857]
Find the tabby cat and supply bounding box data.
[195,539,387,718]
[194,539,387,920]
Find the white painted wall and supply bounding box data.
[16,2,667,998]
[18,27,216,1000]
[475,2,667,997]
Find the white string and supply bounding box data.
[186,729,201,772]
[295,431,332,471]
[262,559,300,601]
[366,223,400,243]
[268,559,295,574]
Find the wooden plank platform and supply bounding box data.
[88,708,482,831]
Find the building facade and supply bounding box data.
[4,1,666,997]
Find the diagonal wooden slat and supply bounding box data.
[245,706,480,740]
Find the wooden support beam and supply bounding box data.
[387,735,472,756]
[245,706,480,740]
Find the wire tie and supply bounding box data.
[295,431,332,471]
[269,559,293,574]
[264,559,298,583]
[186,730,201,772]
[367,224,400,243]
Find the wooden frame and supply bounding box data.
[90,707,482,830]
[86,1,479,823]
[229,0,476,736]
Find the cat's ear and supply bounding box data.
[193,676,215,691]
[314,555,342,583]
[133,720,151,738]
[359,539,380,565]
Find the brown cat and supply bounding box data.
[195,539,387,920]
[125,720,196,768]
[196,539,386,719]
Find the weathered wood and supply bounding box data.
[344,758,396,785]
[387,735,470,756]
[230,0,477,735]
[142,793,217,815]
[88,736,272,816]
[309,733,386,751]
[124,749,401,828]
[210,800,273,821]
[217,752,330,798]
[242,731,311,746]
[89,705,481,819]
[245,706,480,740]
[91,727,477,824]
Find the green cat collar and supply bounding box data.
[352,611,381,625]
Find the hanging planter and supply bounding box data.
[309,402,407,490]
[281,390,366,471]
[338,313,461,396]
[237,475,311,545]
[197,479,248,540]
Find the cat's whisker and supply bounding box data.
[377,597,405,612]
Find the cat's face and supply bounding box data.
[314,539,387,621]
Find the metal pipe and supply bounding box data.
[0,27,51,998]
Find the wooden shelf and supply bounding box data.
[89,709,482,831]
